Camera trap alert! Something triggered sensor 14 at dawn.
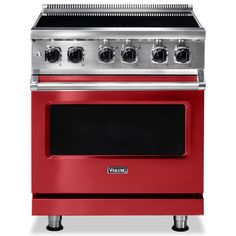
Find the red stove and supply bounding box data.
[31,4,205,232]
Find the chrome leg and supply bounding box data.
[172,215,189,232]
[46,216,63,231]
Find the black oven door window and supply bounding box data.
[50,105,185,156]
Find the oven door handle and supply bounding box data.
[30,73,205,91]
[31,81,204,91]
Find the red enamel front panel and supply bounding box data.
[39,75,198,83]
[32,76,204,195]
[33,198,203,215]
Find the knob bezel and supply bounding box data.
[45,46,62,63]
[121,46,138,64]
[174,46,191,64]
[151,46,168,64]
[98,46,115,63]
[67,46,84,63]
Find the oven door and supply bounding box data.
[32,76,204,195]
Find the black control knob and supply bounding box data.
[121,47,137,63]
[45,47,61,63]
[68,47,84,63]
[98,47,115,63]
[152,47,168,63]
[175,47,191,63]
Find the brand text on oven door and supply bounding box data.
[107,166,128,174]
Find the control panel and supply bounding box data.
[32,39,204,74]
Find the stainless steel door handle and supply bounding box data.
[31,81,204,91]
[30,73,205,91]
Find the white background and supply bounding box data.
[0,0,235,235]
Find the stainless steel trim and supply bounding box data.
[31,81,203,91]
[32,69,200,76]
[31,28,206,40]
[198,69,205,90]
[30,75,38,91]
[191,10,203,28]
[42,4,193,15]
[32,13,42,28]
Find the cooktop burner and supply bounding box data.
[36,14,199,28]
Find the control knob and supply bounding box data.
[98,46,115,63]
[121,46,137,63]
[175,47,191,64]
[45,47,61,63]
[68,47,84,63]
[152,47,168,63]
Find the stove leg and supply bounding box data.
[172,215,189,232]
[46,216,63,231]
